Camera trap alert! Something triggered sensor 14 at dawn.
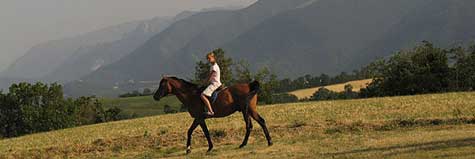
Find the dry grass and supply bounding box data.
[1,92,475,158]
[288,79,373,99]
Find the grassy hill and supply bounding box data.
[1,92,475,158]
[288,79,373,100]
[101,96,181,117]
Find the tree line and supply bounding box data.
[122,48,368,104]
[311,41,475,101]
[0,83,132,138]
[360,41,475,97]
[193,48,368,104]
[119,88,153,98]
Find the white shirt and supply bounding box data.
[210,63,221,86]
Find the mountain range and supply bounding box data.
[2,0,475,97]
[1,20,141,79]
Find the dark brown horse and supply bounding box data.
[153,76,272,154]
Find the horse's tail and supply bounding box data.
[244,80,260,113]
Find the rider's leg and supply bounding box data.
[201,93,214,115]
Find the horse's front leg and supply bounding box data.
[198,119,214,152]
[186,119,200,154]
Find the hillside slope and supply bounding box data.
[0,20,143,79]
[354,0,475,65]
[1,92,475,158]
[44,12,196,83]
[288,79,373,99]
[223,0,475,76]
[76,0,314,91]
[72,0,475,97]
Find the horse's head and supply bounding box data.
[153,76,197,101]
[153,77,173,101]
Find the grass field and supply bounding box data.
[288,79,373,100]
[1,92,475,158]
[101,96,181,117]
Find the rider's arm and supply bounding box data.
[206,70,216,84]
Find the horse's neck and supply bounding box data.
[174,89,198,106]
[174,92,189,105]
[174,91,205,118]
[171,80,202,107]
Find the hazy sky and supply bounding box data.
[0,0,256,72]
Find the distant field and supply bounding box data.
[288,79,373,99]
[101,96,181,117]
[2,92,475,158]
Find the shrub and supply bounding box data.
[359,41,475,97]
[266,93,299,104]
[311,88,339,101]
[0,82,128,138]
[163,105,177,114]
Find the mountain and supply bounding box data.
[223,0,427,76]
[43,12,196,83]
[73,0,475,97]
[68,0,313,96]
[43,6,249,83]
[354,0,475,65]
[0,21,143,79]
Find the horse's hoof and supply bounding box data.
[268,141,273,146]
[186,148,191,154]
[206,148,213,153]
[239,144,246,148]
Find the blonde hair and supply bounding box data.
[207,52,215,58]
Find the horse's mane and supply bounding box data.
[167,76,199,89]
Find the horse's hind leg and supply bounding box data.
[250,112,273,146]
[239,112,253,148]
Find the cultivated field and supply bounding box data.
[1,92,475,158]
[288,79,373,100]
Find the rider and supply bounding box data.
[201,52,222,116]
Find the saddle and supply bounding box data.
[207,85,226,103]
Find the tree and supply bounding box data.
[343,84,357,99]
[452,44,475,91]
[234,60,252,83]
[0,82,128,138]
[311,88,334,101]
[104,107,123,121]
[319,74,330,86]
[163,105,177,114]
[360,58,386,79]
[194,48,234,86]
[269,93,298,104]
[0,82,72,137]
[361,41,453,97]
[132,90,141,96]
[410,41,450,93]
[253,67,280,104]
[143,88,153,96]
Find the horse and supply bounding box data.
[153,76,272,154]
